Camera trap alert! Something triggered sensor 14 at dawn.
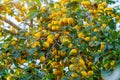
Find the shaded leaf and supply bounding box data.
[35,0,41,6]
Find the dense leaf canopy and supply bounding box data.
[0,0,120,80]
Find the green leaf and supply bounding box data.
[28,49,35,55]
[27,55,34,61]
[74,77,80,80]
[13,59,19,68]
[0,70,6,76]
[35,0,41,6]
[46,73,56,79]
[28,10,40,19]
[38,52,44,57]
[62,77,69,80]
[108,19,116,29]
[94,54,100,63]
[34,69,45,77]
[20,74,32,80]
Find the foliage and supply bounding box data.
[0,0,120,80]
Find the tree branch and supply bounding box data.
[30,19,33,28]
[0,15,21,30]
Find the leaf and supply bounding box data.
[62,77,69,80]
[27,55,34,61]
[38,52,44,57]
[74,77,80,80]
[108,19,116,29]
[12,52,20,58]
[28,49,35,55]
[28,10,40,19]
[46,73,56,79]
[35,0,41,6]
[13,59,19,68]
[20,74,32,80]
[34,69,45,77]
[94,54,100,64]
[0,70,6,76]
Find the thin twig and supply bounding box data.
[0,15,21,30]
[30,19,33,28]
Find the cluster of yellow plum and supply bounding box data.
[0,0,119,80]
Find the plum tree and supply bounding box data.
[0,0,120,80]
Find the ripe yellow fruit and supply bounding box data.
[81,71,87,77]
[102,2,107,7]
[34,32,42,39]
[47,38,54,44]
[61,51,66,57]
[61,38,70,45]
[74,25,80,30]
[54,3,60,8]
[51,61,58,67]
[68,18,74,25]
[116,15,119,20]
[87,71,94,76]
[93,36,97,41]
[15,16,21,22]
[43,42,50,48]
[55,33,60,39]
[16,68,22,75]
[61,8,67,13]
[81,1,91,7]
[71,73,78,77]
[79,58,85,67]
[29,63,35,68]
[2,43,9,48]
[111,14,115,17]
[93,28,99,32]
[84,37,90,42]
[53,69,62,75]
[110,61,115,66]
[100,42,105,51]
[104,7,112,12]
[104,64,108,69]
[63,18,68,24]
[102,24,106,28]
[68,43,73,48]
[51,48,57,55]
[69,64,74,71]
[78,32,85,38]
[88,62,92,66]
[52,26,57,31]
[71,57,77,63]
[48,23,52,28]
[97,10,103,13]
[11,41,16,46]
[69,49,77,55]
[7,75,12,80]
[21,6,26,11]
[32,41,40,47]
[19,59,26,65]
[40,55,46,63]
[41,7,46,13]
[7,9,12,14]
[47,34,54,39]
